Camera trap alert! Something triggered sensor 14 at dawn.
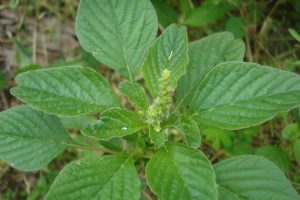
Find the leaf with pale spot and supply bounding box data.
[143,24,188,97]
[82,108,146,140]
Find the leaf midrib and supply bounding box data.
[0,132,71,146]
[192,89,300,116]
[177,62,300,115]
[14,86,105,108]
[92,155,135,199]
[107,0,132,80]
[166,152,193,200]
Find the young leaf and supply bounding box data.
[177,32,244,102]
[143,24,188,97]
[149,128,166,149]
[0,105,71,171]
[175,114,201,148]
[119,82,148,110]
[82,108,146,140]
[214,155,300,200]
[256,145,291,172]
[146,143,218,200]
[11,66,119,116]
[45,155,141,200]
[75,0,158,79]
[189,62,300,129]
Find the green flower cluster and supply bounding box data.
[146,69,174,132]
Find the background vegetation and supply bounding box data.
[0,0,300,199]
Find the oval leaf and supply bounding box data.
[75,0,158,79]
[143,24,188,97]
[146,143,218,200]
[83,108,146,140]
[177,32,245,102]
[0,105,71,171]
[190,62,300,129]
[45,155,141,200]
[214,155,300,200]
[11,66,119,116]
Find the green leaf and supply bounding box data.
[80,48,101,69]
[13,38,32,68]
[150,0,178,27]
[13,64,42,76]
[119,82,148,110]
[224,127,258,155]
[282,123,300,141]
[201,127,234,149]
[176,114,201,148]
[214,155,300,200]
[184,1,237,27]
[225,17,244,38]
[8,0,19,8]
[146,143,218,200]
[178,0,191,15]
[256,145,291,172]
[99,138,124,152]
[289,28,300,43]
[177,32,245,102]
[48,60,80,68]
[294,139,300,164]
[143,24,188,97]
[11,66,119,116]
[149,128,166,149]
[82,108,145,140]
[75,0,158,79]
[0,105,71,171]
[59,115,96,129]
[189,61,300,129]
[45,155,141,200]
